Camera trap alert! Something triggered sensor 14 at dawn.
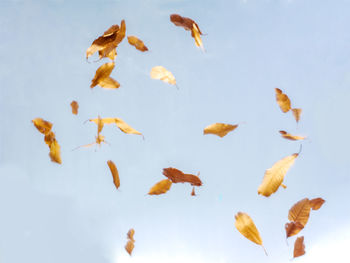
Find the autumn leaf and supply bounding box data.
[73,134,107,151]
[191,187,196,196]
[44,131,56,146]
[163,168,202,186]
[107,160,120,190]
[127,229,135,242]
[309,198,325,210]
[127,36,148,52]
[288,198,311,227]
[275,88,291,113]
[170,14,202,33]
[32,118,53,135]
[279,130,306,141]
[90,62,120,89]
[293,236,306,258]
[203,123,238,138]
[115,118,142,136]
[234,212,267,255]
[285,221,304,238]
[125,228,135,256]
[292,108,302,123]
[148,179,172,195]
[49,140,62,164]
[150,66,176,85]
[192,23,204,50]
[258,153,299,197]
[70,101,79,115]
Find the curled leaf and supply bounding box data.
[163,168,202,186]
[258,153,298,197]
[90,62,120,89]
[32,118,53,135]
[49,140,62,164]
[148,179,172,195]
[288,198,311,227]
[70,101,79,115]
[150,66,176,85]
[309,198,325,210]
[192,23,203,50]
[127,229,135,242]
[275,88,291,113]
[107,160,120,189]
[292,108,302,123]
[293,236,305,258]
[203,123,238,138]
[170,14,202,33]
[285,221,304,238]
[127,36,148,52]
[279,130,306,141]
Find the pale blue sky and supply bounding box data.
[1,0,350,262]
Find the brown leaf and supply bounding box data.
[293,236,306,258]
[258,153,298,197]
[44,131,56,146]
[70,101,79,115]
[292,108,302,123]
[125,240,134,256]
[309,198,325,210]
[148,179,172,195]
[107,160,120,190]
[203,123,238,138]
[127,36,148,52]
[288,198,311,226]
[170,14,202,34]
[32,118,53,135]
[285,221,304,238]
[127,228,135,242]
[99,20,126,60]
[275,88,291,113]
[279,130,306,141]
[150,66,176,85]
[49,139,62,164]
[191,187,196,196]
[163,168,202,186]
[90,62,119,89]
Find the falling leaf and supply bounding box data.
[288,198,311,226]
[127,36,148,52]
[203,123,238,138]
[90,62,120,89]
[70,101,79,115]
[285,221,304,238]
[293,236,306,258]
[279,130,306,141]
[309,198,325,210]
[125,228,135,255]
[192,23,203,50]
[49,140,62,164]
[150,66,176,85]
[258,153,298,197]
[292,108,302,123]
[148,179,172,195]
[107,160,120,190]
[163,168,202,186]
[234,212,267,255]
[127,229,135,242]
[170,14,202,33]
[191,187,196,196]
[44,131,56,146]
[275,88,291,113]
[32,118,53,135]
[115,118,142,136]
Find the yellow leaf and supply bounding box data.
[115,118,142,136]
[49,140,62,164]
[258,153,298,197]
[203,123,238,138]
[234,212,266,254]
[150,66,176,85]
[292,108,302,123]
[44,131,56,146]
[70,101,79,115]
[107,160,120,189]
[279,130,306,141]
[293,236,306,258]
[148,179,172,195]
[90,62,119,89]
[127,36,148,52]
[288,198,311,226]
[192,23,204,50]
[99,77,120,89]
[275,88,291,113]
[32,118,53,135]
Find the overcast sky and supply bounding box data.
[1,0,350,262]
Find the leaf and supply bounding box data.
[125,240,134,255]
[293,236,306,258]
[99,20,126,60]
[107,160,120,189]
[99,77,120,89]
[192,23,204,50]
[292,108,302,123]
[309,198,325,210]
[163,168,202,186]
[234,212,267,254]
[127,229,135,242]
[148,179,172,195]
[279,130,306,141]
[127,36,148,52]
[49,140,62,164]
[70,101,79,115]
[288,198,311,226]
[150,66,176,85]
[170,14,202,33]
[203,123,238,138]
[44,131,56,146]
[191,187,196,196]
[285,221,304,238]
[32,118,53,135]
[258,153,298,197]
[90,62,119,89]
[275,88,291,113]
[115,118,142,136]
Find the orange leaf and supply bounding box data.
[288,198,311,226]
[163,168,202,186]
[292,108,302,123]
[203,123,238,138]
[279,130,306,141]
[309,197,325,210]
[148,179,172,195]
[127,36,148,52]
[293,236,306,258]
[285,221,304,238]
[107,160,120,189]
[32,118,53,135]
[70,101,79,115]
[275,88,291,113]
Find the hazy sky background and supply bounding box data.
[1,0,350,262]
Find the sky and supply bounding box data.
[0,0,350,262]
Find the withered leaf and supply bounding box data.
[309,198,325,210]
[234,212,267,255]
[125,240,134,256]
[288,198,311,227]
[163,168,202,186]
[191,187,196,196]
[32,118,53,135]
[275,88,291,113]
[203,123,238,138]
[258,153,298,197]
[90,62,120,89]
[115,118,142,136]
[293,236,306,258]
[44,131,56,146]
[99,20,126,60]
[107,160,120,189]
[192,23,204,50]
[279,130,306,141]
[49,140,62,164]
[148,179,172,195]
[292,108,302,123]
[170,14,202,33]
[70,101,79,115]
[150,66,176,85]
[285,221,304,238]
[73,134,107,150]
[127,36,148,52]
[127,229,135,242]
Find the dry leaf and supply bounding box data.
[309,198,325,210]
[170,14,202,33]
[107,160,120,189]
[90,62,119,89]
[32,118,53,135]
[70,101,79,115]
[191,187,196,196]
[127,229,135,242]
[293,236,306,258]
[292,108,302,123]
[203,123,238,138]
[275,88,291,113]
[44,131,56,146]
[148,179,172,195]
[49,140,62,164]
[125,240,134,256]
[285,221,304,238]
[288,198,311,226]
[150,66,176,85]
[279,130,306,141]
[163,168,202,186]
[99,77,120,89]
[192,23,203,50]
[99,20,126,59]
[258,153,298,197]
[127,36,148,52]
[115,118,142,136]
[234,212,266,254]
